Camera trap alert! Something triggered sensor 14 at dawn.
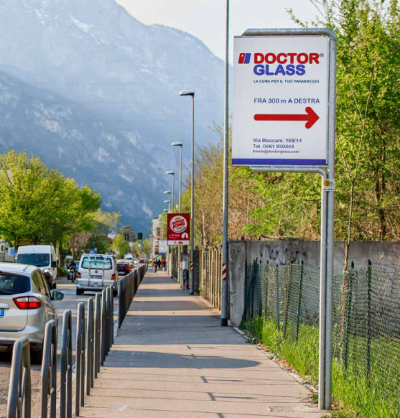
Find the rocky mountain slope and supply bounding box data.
[0,0,225,231]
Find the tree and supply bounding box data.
[0,151,101,246]
[289,0,400,268]
[118,225,136,243]
[112,234,129,257]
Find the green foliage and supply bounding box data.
[57,266,68,277]
[131,239,151,256]
[184,1,400,248]
[94,209,121,235]
[244,316,399,418]
[85,233,110,255]
[112,233,129,257]
[0,151,101,245]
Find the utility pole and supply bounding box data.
[221,0,230,326]
[179,91,195,294]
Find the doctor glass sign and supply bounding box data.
[233,36,330,166]
[167,214,190,246]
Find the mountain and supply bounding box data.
[0,69,164,230]
[0,0,226,231]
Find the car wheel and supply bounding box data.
[76,289,83,296]
[31,348,44,365]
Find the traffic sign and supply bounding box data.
[167,214,190,245]
[232,35,330,166]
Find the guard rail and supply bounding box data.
[6,264,146,418]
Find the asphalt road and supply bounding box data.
[0,276,120,418]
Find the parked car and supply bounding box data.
[17,245,58,289]
[0,263,64,363]
[76,254,118,296]
[117,260,134,276]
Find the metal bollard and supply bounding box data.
[60,310,73,418]
[94,293,101,376]
[75,303,85,416]
[101,289,107,365]
[41,320,57,418]
[87,297,94,393]
[7,338,31,418]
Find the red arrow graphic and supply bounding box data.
[254,107,319,129]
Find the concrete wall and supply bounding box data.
[228,240,399,327]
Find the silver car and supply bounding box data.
[76,254,118,297]
[0,263,64,363]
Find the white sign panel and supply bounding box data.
[159,240,168,253]
[233,36,329,166]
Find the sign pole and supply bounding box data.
[221,0,230,327]
[237,28,336,410]
[324,33,337,409]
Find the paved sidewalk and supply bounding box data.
[79,271,325,418]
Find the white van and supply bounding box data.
[16,245,58,289]
[76,254,118,296]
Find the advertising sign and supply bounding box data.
[233,36,329,166]
[167,214,190,245]
[159,240,168,254]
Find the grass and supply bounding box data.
[243,316,399,418]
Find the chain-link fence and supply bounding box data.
[242,260,399,415]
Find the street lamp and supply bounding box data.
[221,0,230,326]
[179,91,195,294]
[164,199,170,211]
[172,142,183,285]
[166,171,175,211]
[171,143,183,211]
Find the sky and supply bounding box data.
[116,0,321,62]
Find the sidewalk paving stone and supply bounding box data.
[79,271,326,418]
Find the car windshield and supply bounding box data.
[17,253,50,267]
[81,257,112,270]
[0,274,30,295]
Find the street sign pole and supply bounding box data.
[235,28,337,410]
[221,0,230,327]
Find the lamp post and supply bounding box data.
[179,91,195,294]
[172,142,183,286]
[166,171,175,211]
[221,0,230,326]
[164,200,170,211]
[166,171,175,277]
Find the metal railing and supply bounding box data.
[60,310,73,418]
[7,338,31,418]
[118,265,147,328]
[7,265,147,418]
[41,320,57,418]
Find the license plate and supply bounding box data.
[89,282,101,287]
[90,275,102,279]
[0,309,4,318]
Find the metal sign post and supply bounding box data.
[232,28,337,410]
